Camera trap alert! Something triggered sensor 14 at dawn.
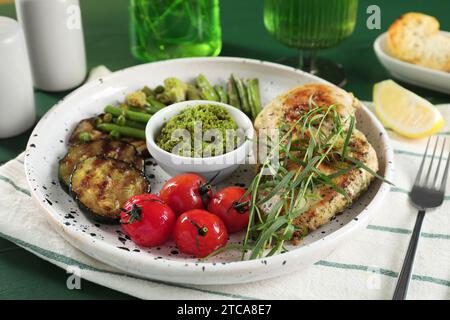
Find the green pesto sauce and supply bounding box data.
[156,104,239,157]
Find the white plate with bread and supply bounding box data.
[374,13,450,94]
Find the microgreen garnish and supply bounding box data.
[341,115,355,160]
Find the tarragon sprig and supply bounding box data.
[241,100,359,260]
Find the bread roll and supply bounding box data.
[388,12,450,72]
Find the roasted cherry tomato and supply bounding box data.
[123,193,162,206]
[120,194,175,247]
[208,187,251,233]
[159,173,212,216]
[173,209,228,258]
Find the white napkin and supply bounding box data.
[0,67,449,299]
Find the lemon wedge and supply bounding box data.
[373,80,445,139]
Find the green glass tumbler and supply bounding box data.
[130,0,222,62]
[264,0,359,86]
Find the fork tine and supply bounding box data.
[424,137,440,186]
[415,137,431,185]
[440,140,450,192]
[433,138,447,189]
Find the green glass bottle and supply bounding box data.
[130,0,222,62]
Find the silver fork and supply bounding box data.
[393,137,450,300]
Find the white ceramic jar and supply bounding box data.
[0,17,35,138]
[146,100,254,183]
[15,0,87,92]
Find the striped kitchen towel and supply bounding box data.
[0,103,449,300]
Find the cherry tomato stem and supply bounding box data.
[160,173,213,216]
[120,194,175,247]
[208,187,251,234]
[173,210,228,258]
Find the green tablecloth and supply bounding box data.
[0,0,449,299]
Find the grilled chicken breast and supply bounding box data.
[254,84,378,241]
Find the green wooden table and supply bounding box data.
[1,0,449,299]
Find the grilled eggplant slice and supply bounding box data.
[68,116,148,156]
[70,156,151,223]
[122,138,149,156]
[68,117,107,145]
[59,139,144,189]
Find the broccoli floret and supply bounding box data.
[125,90,148,108]
[164,77,188,103]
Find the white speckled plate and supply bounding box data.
[24,57,394,285]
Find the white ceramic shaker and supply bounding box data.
[15,0,87,92]
[0,17,35,138]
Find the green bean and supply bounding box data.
[214,85,228,104]
[102,113,113,123]
[123,119,147,130]
[79,132,92,143]
[119,102,148,114]
[130,106,148,113]
[109,130,121,139]
[97,123,146,140]
[95,117,103,126]
[104,105,151,123]
[142,86,154,97]
[227,75,241,109]
[234,76,251,116]
[142,106,154,114]
[145,105,160,114]
[246,78,262,120]
[112,116,147,129]
[147,97,166,111]
[114,114,127,126]
[196,74,220,101]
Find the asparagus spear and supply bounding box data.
[147,97,166,112]
[196,74,220,101]
[186,84,202,100]
[234,76,251,116]
[227,75,241,109]
[96,123,146,140]
[156,92,172,105]
[246,78,262,120]
[104,105,151,123]
[154,85,165,94]
[214,85,228,104]
[141,86,154,97]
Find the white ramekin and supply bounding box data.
[146,100,254,183]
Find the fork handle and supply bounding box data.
[393,210,425,300]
